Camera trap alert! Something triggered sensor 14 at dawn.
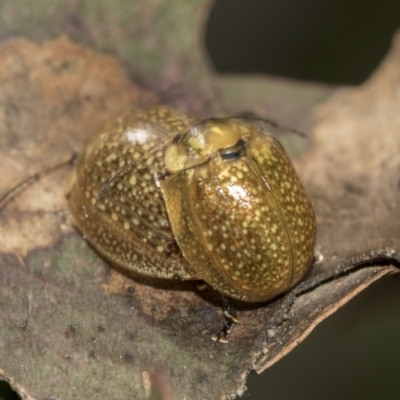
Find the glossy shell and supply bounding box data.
[67,107,317,302]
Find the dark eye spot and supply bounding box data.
[219,139,245,160]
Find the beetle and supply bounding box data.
[66,106,317,341]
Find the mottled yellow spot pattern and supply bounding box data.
[160,119,316,302]
[68,107,196,280]
[68,108,316,302]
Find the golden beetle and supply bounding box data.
[67,107,316,338]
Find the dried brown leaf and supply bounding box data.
[0,12,399,400]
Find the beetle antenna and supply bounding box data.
[0,153,77,213]
[232,112,306,138]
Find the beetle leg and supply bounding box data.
[212,296,238,344]
[164,240,181,258]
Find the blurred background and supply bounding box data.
[206,1,400,400]
[207,0,400,84]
